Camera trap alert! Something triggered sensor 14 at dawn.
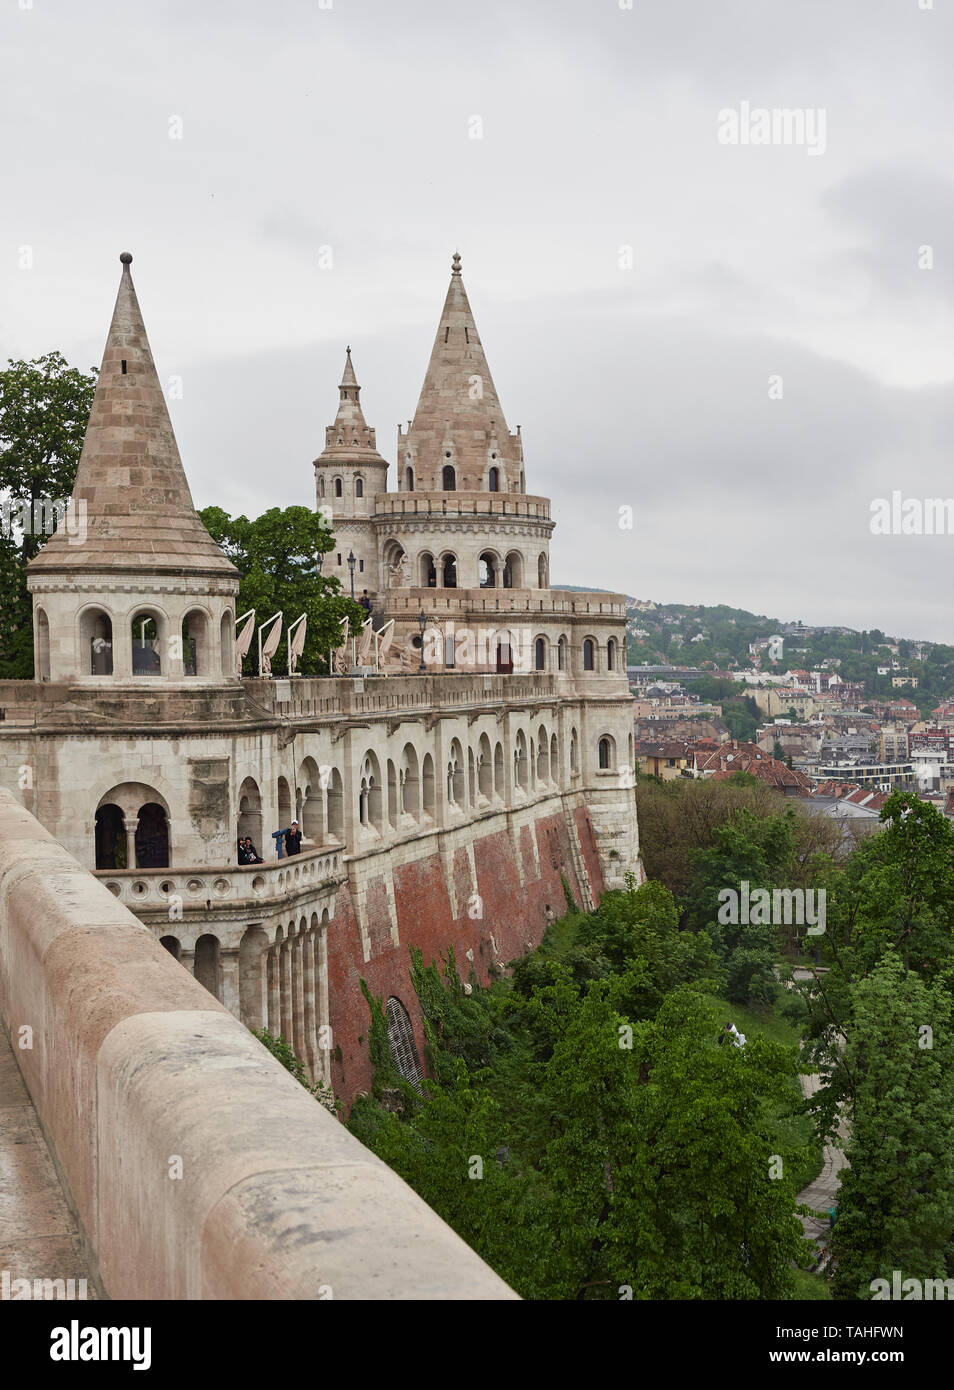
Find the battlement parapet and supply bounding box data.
[0,790,515,1300]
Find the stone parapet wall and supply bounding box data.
[0,789,514,1300]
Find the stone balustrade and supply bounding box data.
[94,844,344,910]
[245,671,565,718]
[372,491,551,521]
[381,587,627,616]
[0,789,515,1300]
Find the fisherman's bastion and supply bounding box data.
[0,250,641,1110]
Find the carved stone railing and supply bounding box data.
[0,790,514,1299]
[244,672,565,718]
[372,491,551,521]
[94,845,344,909]
[380,588,627,617]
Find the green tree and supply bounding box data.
[829,958,954,1299]
[0,353,97,676]
[199,505,364,674]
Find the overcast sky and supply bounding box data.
[4,0,954,640]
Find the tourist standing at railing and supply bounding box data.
[284,821,302,856]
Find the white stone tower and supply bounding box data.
[27,253,240,684]
[312,348,388,599]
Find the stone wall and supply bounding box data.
[0,790,514,1299]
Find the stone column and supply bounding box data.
[302,928,318,1081]
[123,817,138,870]
[279,936,292,1043]
[266,944,280,1034]
[292,930,306,1065]
[219,947,240,1019]
[180,946,195,979]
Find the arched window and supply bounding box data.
[420,552,437,587]
[494,741,504,797]
[583,638,595,672]
[298,757,324,842]
[131,611,163,676]
[237,776,263,850]
[537,726,550,781]
[385,997,423,1085]
[570,728,579,775]
[479,551,497,589]
[318,476,325,498]
[182,609,209,676]
[558,635,568,671]
[277,776,292,828]
[538,553,548,588]
[160,936,181,961]
[607,638,617,671]
[220,611,234,677]
[81,608,113,675]
[195,934,221,1001]
[326,768,344,840]
[35,607,50,681]
[355,477,364,498]
[514,730,528,790]
[94,803,125,869]
[447,740,465,805]
[135,802,169,867]
[405,465,414,492]
[598,736,614,770]
[400,744,420,818]
[488,466,499,492]
[422,753,435,819]
[442,463,456,491]
[503,551,523,588]
[359,752,383,832]
[334,477,343,498]
[477,733,493,799]
[534,637,546,672]
[442,554,457,588]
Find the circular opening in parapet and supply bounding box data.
[159,880,174,895]
[186,878,204,896]
[212,877,230,895]
[252,875,265,894]
[132,880,148,896]
[105,882,121,897]
[411,634,422,649]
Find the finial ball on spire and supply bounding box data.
[452,251,462,274]
[120,252,133,264]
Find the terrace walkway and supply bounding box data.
[0,1029,96,1300]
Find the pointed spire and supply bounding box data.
[315,347,383,461]
[402,252,519,489]
[29,253,237,577]
[341,346,358,388]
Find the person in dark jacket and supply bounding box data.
[358,589,372,615]
[243,838,263,864]
[284,821,302,856]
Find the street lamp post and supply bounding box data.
[418,609,427,674]
[347,550,356,600]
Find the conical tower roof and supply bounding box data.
[314,347,384,462]
[28,254,238,578]
[401,253,520,488]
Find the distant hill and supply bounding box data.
[621,599,951,718]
